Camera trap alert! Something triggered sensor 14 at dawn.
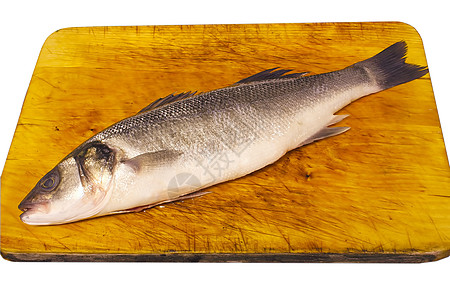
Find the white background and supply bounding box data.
[1,1,449,299]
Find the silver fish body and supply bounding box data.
[18,41,428,225]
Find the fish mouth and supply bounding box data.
[18,197,52,225]
[18,188,51,212]
[19,204,52,225]
[19,207,37,223]
[18,202,37,212]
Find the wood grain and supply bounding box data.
[1,22,449,262]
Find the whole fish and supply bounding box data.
[18,41,428,225]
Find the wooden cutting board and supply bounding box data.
[1,22,449,262]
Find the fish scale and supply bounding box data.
[18,41,428,225]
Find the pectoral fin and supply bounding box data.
[122,150,183,172]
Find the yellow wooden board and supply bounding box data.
[1,22,449,262]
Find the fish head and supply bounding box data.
[18,141,116,225]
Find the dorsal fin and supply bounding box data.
[236,68,308,85]
[137,91,197,114]
[137,68,307,114]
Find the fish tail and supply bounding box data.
[354,41,428,91]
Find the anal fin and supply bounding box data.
[328,114,349,126]
[300,126,350,147]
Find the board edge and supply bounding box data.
[2,249,449,263]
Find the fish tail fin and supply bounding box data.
[354,41,428,91]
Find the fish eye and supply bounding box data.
[41,177,55,189]
[39,169,60,192]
